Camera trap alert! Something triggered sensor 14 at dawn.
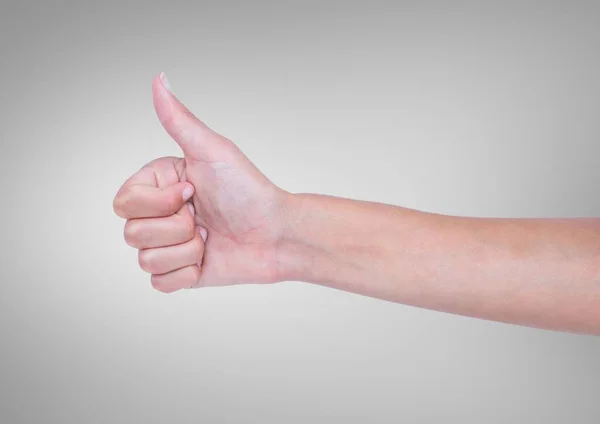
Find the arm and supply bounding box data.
[115,73,600,336]
[277,193,600,335]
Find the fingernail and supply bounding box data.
[182,184,194,201]
[188,202,195,216]
[160,72,173,93]
[198,226,208,242]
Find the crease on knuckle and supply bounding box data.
[162,193,179,216]
[183,217,196,241]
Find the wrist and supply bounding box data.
[273,191,310,283]
[273,192,372,287]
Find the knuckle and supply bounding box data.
[166,191,181,214]
[150,275,169,293]
[123,221,141,246]
[113,192,130,218]
[173,213,195,241]
[182,218,196,241]
[138,250,154,273]
[188,266,201,288]
[161,113,177,131]
[151,274,181,294]
[159,195,177,217]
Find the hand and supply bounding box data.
[113,73,291,293]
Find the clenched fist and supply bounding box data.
[113,73,291,293]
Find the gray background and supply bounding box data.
[1,0,600,423]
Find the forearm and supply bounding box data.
[277,193,600,334]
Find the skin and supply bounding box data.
[114,73,600,335]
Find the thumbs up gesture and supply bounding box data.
[114,73,291,293]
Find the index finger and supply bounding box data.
[113,166,194,219]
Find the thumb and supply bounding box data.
[152,72,224,162]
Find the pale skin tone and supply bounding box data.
[114,73,600,335]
